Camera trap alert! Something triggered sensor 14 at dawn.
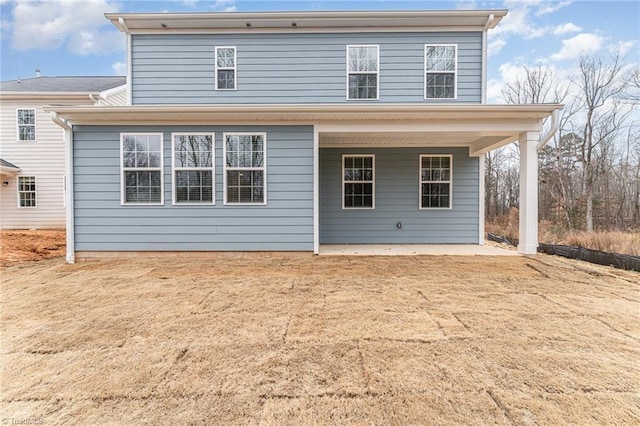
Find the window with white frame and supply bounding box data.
[17,109,36,141]
[121,133,163,204]
[343,155,374,209]
[216,46,236,90]
[425,45,457,99]
[347,45,379,100]
[173,133,214,204]
[420,155,452,209]
[224,133,266,204]
[18,176,36,207]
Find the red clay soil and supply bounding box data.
[0,230,65,267]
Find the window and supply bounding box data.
[17,109,36,141]
[347,45,379,100]
[172,133,214,204]
[121,133,163,205]
[216,46,236,90]
[425,45,457,99]
[343,155,374,209]
[224,133,266,205]
[18,176,36,208]
[420,155,452,209]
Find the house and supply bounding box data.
[0,76,126,229]
[45,10,561,263]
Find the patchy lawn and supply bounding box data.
[0,230,65,267]
[1,254,639,424]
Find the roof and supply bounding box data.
[0,158,21,175]
[44,103,562,156]
[0,76,126,93]
[45,103,561,124]
[106,10,507,34]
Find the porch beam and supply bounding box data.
[518,132,539,255]
[468,135,518,157]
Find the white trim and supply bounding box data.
[215,46,237,91]
[341,154,375,210]
[126,34,132,105]
[424,44,458,100]
[16,175,37,208]
[478,153,485,244]
[346,45,379,101]
[222,132,268,206]
[120,132,165,206]
[518,132,539,254]
[171,132,215,206]
[16,108,36,142]
[419,154,453,210]
[313,125,319,254]
[481,31,487,104]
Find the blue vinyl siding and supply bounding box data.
[73,125,314,251]
[131,32,482,104]
[319,147,479,244]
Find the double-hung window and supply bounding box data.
[347,45,379,100]
[343,155,375,209]
[224,133,266,205]
[420,155,452,209]
[216,46,236,90]
[18,176,36,208]
[425,45,457,99]
[17,109,36,141]
[121,133,163,205]
[172,133,214,204]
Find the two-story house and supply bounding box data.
[0,76,126,229]
[45,10,561,263]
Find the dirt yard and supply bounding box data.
[1,254,638,424]
[0,230,65,267]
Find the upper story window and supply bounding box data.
[347,45,379,100]
[17,109,36,141]
[18,176,36,208]
[343,154,375,209]
[172,133,215,205]
[216,46,237,90]
[224,133,266,205]
[420,155,452,209]
[121,133,164,205]
[425,45,457,99]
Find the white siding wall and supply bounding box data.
[99,87,128,106]
[0,98,86,229]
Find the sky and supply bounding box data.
[0,0,638,103]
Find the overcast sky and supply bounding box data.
[0,0,638,103]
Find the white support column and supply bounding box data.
[518,132,539,255]
[313,126,319,254]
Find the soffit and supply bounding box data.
[105,10,507,33]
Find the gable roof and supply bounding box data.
[106,10,507,34]
[0,76,126,93]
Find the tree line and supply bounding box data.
[485,51,640,233]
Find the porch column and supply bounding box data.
[518,132,539,254]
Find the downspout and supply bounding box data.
[479,14,494,244]
[537,109,560,151]
[481,13,494,104]
[117,17,134,105]
[51,112,75,264]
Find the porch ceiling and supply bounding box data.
[319,131,512,150]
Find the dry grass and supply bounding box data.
[0,230,65,267]
[1,254,639,424]
[486,210,640,256]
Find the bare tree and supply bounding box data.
[571,51,630,231]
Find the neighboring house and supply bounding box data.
[46,10,561,262]
[0,76,126,229]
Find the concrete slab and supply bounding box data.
[319,244,519,256]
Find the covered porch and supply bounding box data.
[313,104,561,255]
